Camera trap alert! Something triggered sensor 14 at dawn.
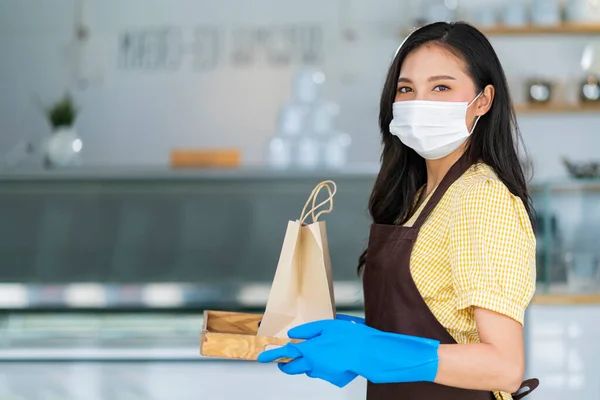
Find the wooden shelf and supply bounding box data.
[533,284,600,304]
[402,23,600,37]
[482,23,600,35]
[531,180,600,193]
[533,293,600,305]
[515,103,600,114]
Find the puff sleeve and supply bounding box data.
[450,178,537,325]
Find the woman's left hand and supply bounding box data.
[257,319,440,388]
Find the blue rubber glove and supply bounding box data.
[257,319,440,388]
[335,314,365,324]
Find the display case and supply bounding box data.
[0,167,375,310]
[531,179,600,300]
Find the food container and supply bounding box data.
[200,310,299,361]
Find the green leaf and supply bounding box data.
[47,93,78,129]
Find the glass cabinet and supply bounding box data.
[531,179,600,294]
[0,168,375,310]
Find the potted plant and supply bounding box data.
[43,93,83,168]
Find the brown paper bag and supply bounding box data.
[257,181,337,338]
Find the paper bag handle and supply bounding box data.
[299,180,337,224]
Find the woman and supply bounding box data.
[259,21,538,400]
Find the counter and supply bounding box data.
[0,167,598,309]
[0,165,381,181]
[0,298,599,399]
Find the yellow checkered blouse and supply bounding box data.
[404,163,536,400]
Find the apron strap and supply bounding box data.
[412,154,472,229]
[512,378,539,400]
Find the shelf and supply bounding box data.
[402,23,600,37]
[533,293,600,305]
[482,23,600,35]
[533,284,600,304]
[531,179,600,193]
[515,103,600,114]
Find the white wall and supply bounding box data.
[0,0,598,179]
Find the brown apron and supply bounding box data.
[362,156,538,400]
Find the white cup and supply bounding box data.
[531,0,561,26]
[565,0,600,23]
[503,1,529,27]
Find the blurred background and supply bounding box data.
[1,0,600,399]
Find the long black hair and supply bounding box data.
[358,21,534,272]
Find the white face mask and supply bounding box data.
[389,93,482,160]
